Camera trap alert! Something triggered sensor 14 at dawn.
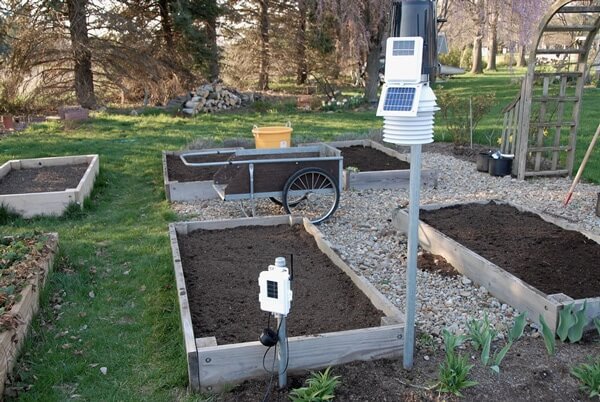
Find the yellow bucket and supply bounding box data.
[252,124,293,149]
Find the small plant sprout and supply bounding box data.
[571,360,600,398]
[289,367,341,402]
[539,315,556,355]
[490,312,527,374]
[437,328,477,396]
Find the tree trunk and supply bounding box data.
[364,13,386,103]
[365,43,381,103]
[471,34,483,74]
[486,6,498,71]
[158,0,174,49]
[295,0,308,85]
[258,0,270,90]
[206,13,220,81]
[518,45,527,67]
[67,0,96,109]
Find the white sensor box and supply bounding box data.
[259,262,292,316]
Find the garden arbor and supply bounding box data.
[501,0,600,180]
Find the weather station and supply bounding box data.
[378,0,442,369]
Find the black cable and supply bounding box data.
[261,343,277,402]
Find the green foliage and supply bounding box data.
[437,92,496,145]
[571,360,600,398]
[595,318,600,336]
[557,302,589,343]
[437,353,478,396]
[441,328,468,357]
[490,312,526,374]
[539,315,556,355]
[508,312,527,343]
[439,48,462,68]
[289,367,341,402]
[0,233,43,270]
[467,313,498,351]
[437,328,477,396]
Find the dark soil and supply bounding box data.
[418,252,459,277]
[178,224,383,344]
[166,153,232,182]
[340,146,410,171]
[0,164,88,195]
[420,201,600,299]
[217,333,600,401]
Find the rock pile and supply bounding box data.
[178,82,245,115]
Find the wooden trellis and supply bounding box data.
[501,0,600,179]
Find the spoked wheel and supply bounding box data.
[282,168,340,224]
[269,197,302,208]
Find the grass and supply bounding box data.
[0,68,599,400]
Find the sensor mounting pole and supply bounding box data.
[276,314,288,389]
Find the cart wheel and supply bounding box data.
[282,168,340,224]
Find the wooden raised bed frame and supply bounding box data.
[162,149,240,202]
[169,215,404,392]
[0,233,58,397]
[321,140,438,190]
[392,200,600,332]
[0,155,99,218]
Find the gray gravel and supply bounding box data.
[172,152,600,339]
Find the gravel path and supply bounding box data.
[172,152,600,339]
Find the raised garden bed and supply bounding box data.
[0,155,99,218]
[392,200,600,332]
[0,233,58,397]
[162,149,240,201]
[319,140,438,190]
[169,215,403,392]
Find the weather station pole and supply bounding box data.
[403,144,422,368]
[276,314,288,388]
[378,0,440,371]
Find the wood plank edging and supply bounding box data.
[169,224,201,390]
[197,324,403,392]
[0,233,59,398]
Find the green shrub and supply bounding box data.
[439,48,462,68]
[437,92,496,145]
[571,360,600,398]
[289,367,341,402]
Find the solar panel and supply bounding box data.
[383,87,417,112]
[393,40,415,56]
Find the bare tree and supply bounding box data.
[67,0,96,108]
[486,0,500,71]
[295,0,308,85]
[318,0,391,102]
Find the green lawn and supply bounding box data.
[1,69,599,401]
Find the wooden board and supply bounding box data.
[0,233,58,397]
[391,199,600,332]
[170,215,404,392]
[197,325,403,392]
[0,155,99,218]
[306,140,438,190]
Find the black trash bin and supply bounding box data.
[476,152,492,172]
[488,156,513,176]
